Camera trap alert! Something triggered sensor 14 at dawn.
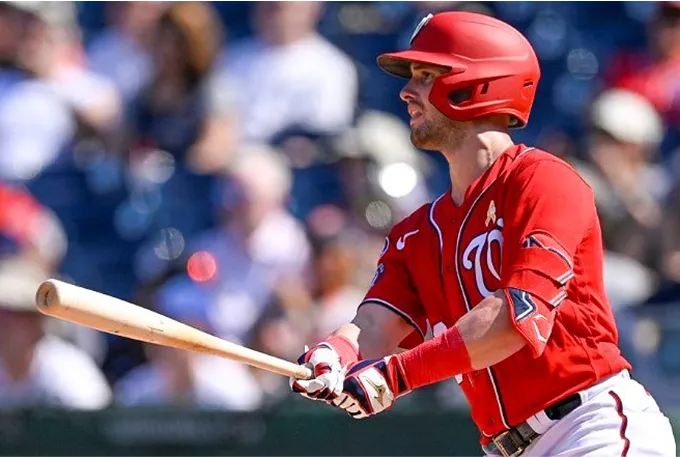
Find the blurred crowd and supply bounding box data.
[0,1,679,412]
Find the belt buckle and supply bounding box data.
[492,430,525,457]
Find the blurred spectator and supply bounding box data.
[0,3,126,360]
[306,228,367,340]
[114,274,263,410]
[123,1,237,254]
[333,110,433,226]
[87,2,165,105]
[273,111,432,234]
[605,1,680,126]
[23,2,122,140]
[0,181,67,271]
[577,89,669,306]
[586,89,669,258]
[661,181,680,284]
[0,2,75,181]
[188,144,311,345]
[125,1,234,166]
[216,1,358,143]
[0,257,111,409]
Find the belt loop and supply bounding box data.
[525,409,556,435]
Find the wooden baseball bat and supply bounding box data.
[35,279,312,380]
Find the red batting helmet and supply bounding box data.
[377,12,541,128]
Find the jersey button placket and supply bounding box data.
[441,212,463,322]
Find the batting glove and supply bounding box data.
[289,344,345,402]
[331,356,411,419]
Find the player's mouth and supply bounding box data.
[408,104,424,125]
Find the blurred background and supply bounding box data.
[0,1,679,455]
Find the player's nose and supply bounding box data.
[400,80,417,103]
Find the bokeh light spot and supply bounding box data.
[188,251,218,283]
[379,163,418,198]
[567,48,599,80]
[365,200,392,229]
[153,227,185,261]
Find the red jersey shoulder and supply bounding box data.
[504,148,594,194]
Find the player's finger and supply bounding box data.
[343,376,372,414]
[294,378,326,393]
[332,394,353,409]
[290,380,310,394]
[311,386,340,401]
[308,387,331,399]
[336,394,368,419]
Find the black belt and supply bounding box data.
[486,393,583,457]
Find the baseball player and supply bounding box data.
[290,11,677,457]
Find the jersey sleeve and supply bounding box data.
[501,159,595,357]
[360,230,428,346]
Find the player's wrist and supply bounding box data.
[383,354,412,397]
[396,325,472,390]
[319,334,361,366]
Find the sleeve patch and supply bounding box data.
[504,288,556,358]
[370,263,386,287]
[379,237,389,258]
[508,287,537,322]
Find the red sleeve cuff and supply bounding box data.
[397,326,472,390]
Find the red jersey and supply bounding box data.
[361,144,631,440]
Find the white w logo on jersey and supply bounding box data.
[462,218,504,298]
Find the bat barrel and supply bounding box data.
[35,279,312,380]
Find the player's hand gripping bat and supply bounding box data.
[35,279,313,380]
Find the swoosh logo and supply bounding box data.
[396,230,419,250]
[364,375,387,406]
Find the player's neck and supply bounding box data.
[443,129,514,206]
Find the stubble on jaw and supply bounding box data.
[410,109,467,152]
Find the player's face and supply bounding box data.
[400,63,463,150]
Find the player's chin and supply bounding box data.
[410,128,433,150]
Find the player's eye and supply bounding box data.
[420,72,435,85]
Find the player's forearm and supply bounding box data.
[331,322,361,345]
[351,304,414,359]
[308,303,413,369]
[396,290,525,390]
[322,303,413,361]
[316,316,402,366]
[456,291,526,369]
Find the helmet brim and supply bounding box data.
[377,50,466,79]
